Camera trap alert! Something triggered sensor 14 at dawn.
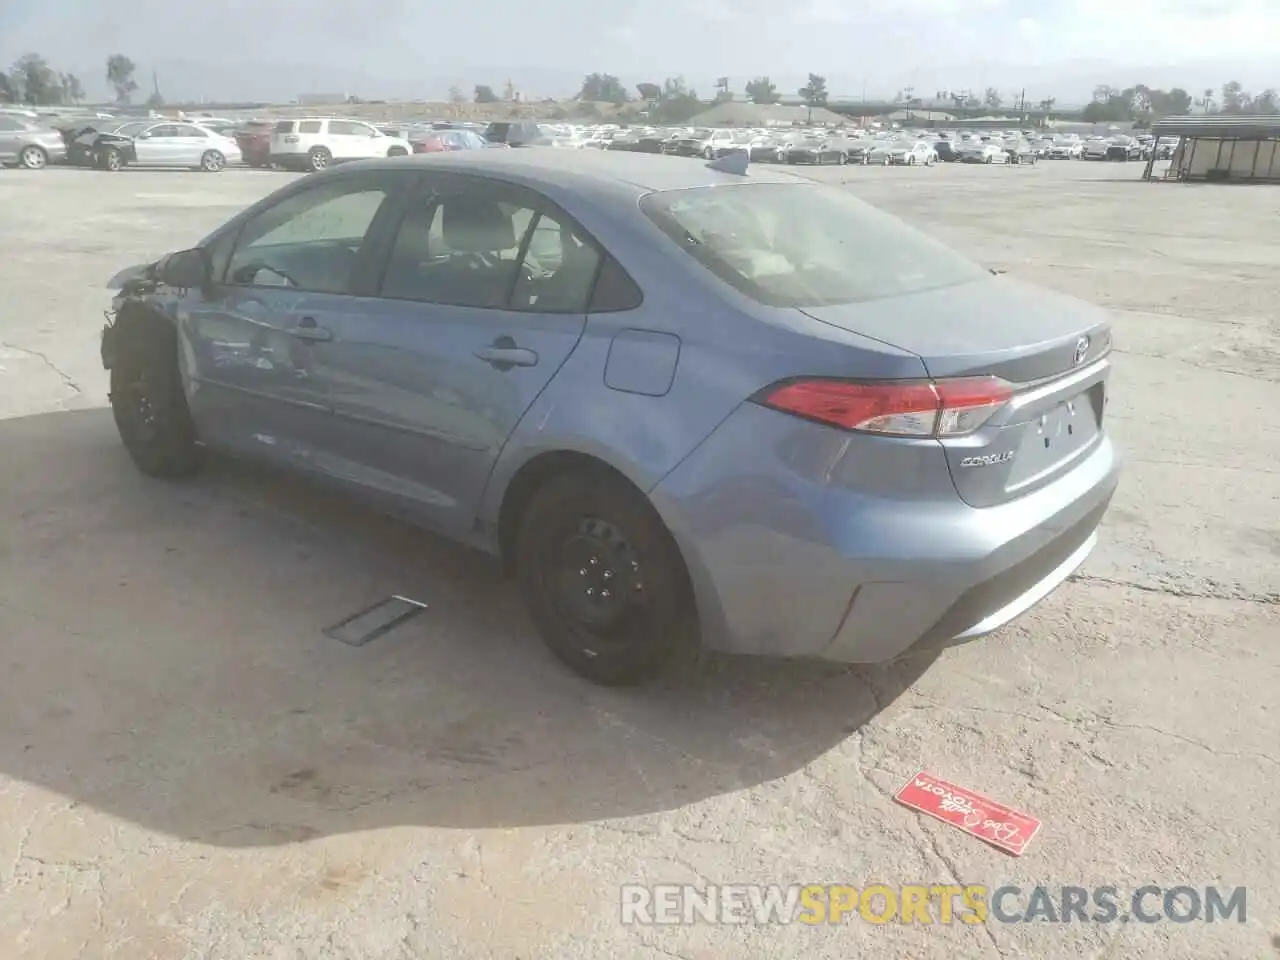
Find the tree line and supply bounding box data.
[1081,82,1277,122]
[0,53,150,106]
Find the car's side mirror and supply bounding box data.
[156,247,212,289]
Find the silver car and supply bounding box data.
[0,114,67,168]
[94,121,243,172]
[101,151,1119,686]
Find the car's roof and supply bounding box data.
[356,148,806,200]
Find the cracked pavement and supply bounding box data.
[0,162,1276,959]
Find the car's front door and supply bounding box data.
[132,123,184,165]
[317,173,602,539]
[180,171,410,470]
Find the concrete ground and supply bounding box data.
[0,159,1276,960]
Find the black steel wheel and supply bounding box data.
[109,316,202,478]
[515,470,697,685]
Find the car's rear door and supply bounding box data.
[181,170,411,470]
[0,117,25,161]
[316,172,602,539]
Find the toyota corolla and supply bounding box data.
[100,150,1119,685]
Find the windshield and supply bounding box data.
[640,182,989,308]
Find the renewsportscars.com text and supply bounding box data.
[620,883,1247,926]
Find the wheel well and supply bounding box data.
[111,303,177,367]
[496,451,620,573]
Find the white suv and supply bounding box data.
[269,117,412,171]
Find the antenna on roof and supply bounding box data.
[706,149,749,175]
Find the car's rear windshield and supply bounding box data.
[639,182,988,308]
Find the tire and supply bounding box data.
[109,313,202,479]
[514,469,697,686]
[907,155,916,165]
[99,147,122,171]
[703,147,714,160]
[19,145,48,170]
[387,146,407,157]
[307,146,332,172]
[200,150,225,172]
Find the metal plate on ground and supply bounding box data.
[324,595,427,647]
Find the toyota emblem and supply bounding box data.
[1073,336,1090,366]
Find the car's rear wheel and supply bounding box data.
[307,146,332,171]
[515,470,698,686]
[200,150,225,172]
[98,146,122,171]
[109,314,202,479]
[19,145,48,169]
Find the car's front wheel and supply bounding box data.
[109,313,202,479]
[515,469,698,686]
[200,150,225,172]
[19,145,48,169]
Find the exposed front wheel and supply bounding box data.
[19,145,48,169]
[200,150,225,172]
[109,315,203,479]
[98,147,123,171]
[515,470,698,686]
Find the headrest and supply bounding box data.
[442,198,516,253]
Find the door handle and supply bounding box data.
[474,336,538,370]
[290,317,333,342]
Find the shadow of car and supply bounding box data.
[0,408,935,845]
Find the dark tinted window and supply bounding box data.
[640,182,987,308]
[226,179,395,294]
[147,125,181,138]
[298,120,322,134]
[588,257,643,312]
[274,120,294,133]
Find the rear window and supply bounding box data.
[640,182,988,308]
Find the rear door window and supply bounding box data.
[297,120,323,134]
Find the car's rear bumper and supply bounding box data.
[651,402,1120,663]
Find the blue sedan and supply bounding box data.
[101,150,1119,685]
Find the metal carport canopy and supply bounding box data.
[1152,115,1280,139]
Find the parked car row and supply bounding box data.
[4,104,1180,176]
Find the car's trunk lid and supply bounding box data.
[799,275,1112,507]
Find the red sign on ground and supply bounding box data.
[894,771,1042,857]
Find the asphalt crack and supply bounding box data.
[0,340,82,394]
[1067,573,1279,605]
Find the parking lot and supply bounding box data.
[0,159,1276,959]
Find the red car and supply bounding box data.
[410,129,502,153]
[234,120,275,168]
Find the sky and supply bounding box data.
[2,0,1278,103]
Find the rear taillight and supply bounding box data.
[756,377,1013,438]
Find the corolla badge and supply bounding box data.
[1073,335,1091,366]
[960,451,1015,467]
